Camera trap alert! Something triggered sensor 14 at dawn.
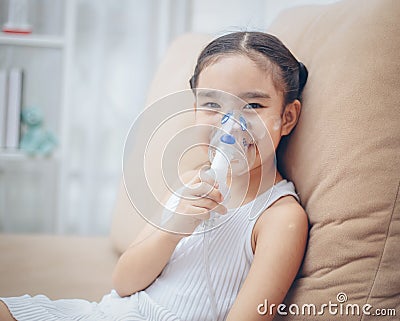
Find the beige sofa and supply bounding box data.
[1,0,399,319]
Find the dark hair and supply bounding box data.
[190,32,308,105]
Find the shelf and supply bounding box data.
[0,149,59,162]
[0,33,65,49]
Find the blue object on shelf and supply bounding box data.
[20,106,57,156]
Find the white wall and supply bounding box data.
[189,0,341,35]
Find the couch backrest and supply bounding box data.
[267,0,400,319]
[110,0,400,318]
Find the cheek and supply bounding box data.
[253,138,277,163]
[261,114,282,132]
[271,117,282,132]
[195,110,221,128]
[260,115,282,149]
[251,116,282,165]
[271,121,283,151]
[194,111,220,146]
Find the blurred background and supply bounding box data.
[0,0,339,236]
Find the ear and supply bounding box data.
[281,99,301,136]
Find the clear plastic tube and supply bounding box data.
[203,223,218,321]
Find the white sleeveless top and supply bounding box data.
[143,178,300,321]
[0,179,300,321]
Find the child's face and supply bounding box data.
[195,54,285,172]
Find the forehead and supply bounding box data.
[196,54,282,102]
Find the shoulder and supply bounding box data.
[226,195,308,321]
[252,195,308,253]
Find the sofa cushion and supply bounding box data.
[0,234,118,301]
[268,0,400,319]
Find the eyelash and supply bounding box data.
[200,102,266,110]
[243,103,265,109]
[201,102,221,109]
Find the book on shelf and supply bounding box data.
[0,68,23,150]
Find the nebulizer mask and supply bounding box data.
[196,89,268,225]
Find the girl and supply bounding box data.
[0,31,309,321]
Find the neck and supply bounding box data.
[227,158,282,208]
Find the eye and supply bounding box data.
[243,103,265,109]
[201,102,221,109]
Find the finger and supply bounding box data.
[186,173,201,186]
[199,168,218,187]
[176,207,212,223]
[192,197,222,212]
[186,182,223,202]
[203,187,224,203]
[174,197,218,215]
[175,205,209,216]
[192,202,227,218]
[212,203,228,215]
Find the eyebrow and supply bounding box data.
[238,91,271,100]
[196,90,222,99]
[196,90,271,100]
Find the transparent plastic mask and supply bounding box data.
[207,110,254,176]
[196,89,268,140]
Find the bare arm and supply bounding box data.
[112,170,226,297]
[112,222,184,297]
[226,197,308,321]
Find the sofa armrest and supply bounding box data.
[0,233,118,301]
